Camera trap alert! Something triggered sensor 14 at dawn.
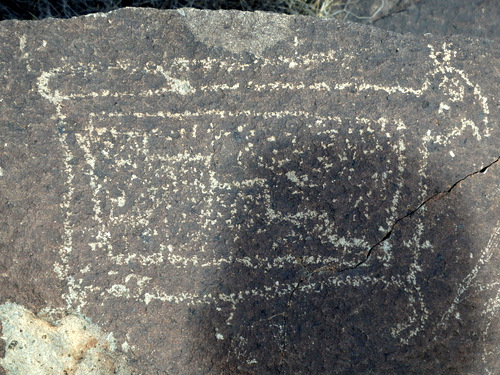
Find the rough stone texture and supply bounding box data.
[0,302,131,374]
[0,7,499,374]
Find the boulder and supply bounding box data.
[0,8,499,374]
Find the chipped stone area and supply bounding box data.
[0,302,131,375]
[0,7,499,375]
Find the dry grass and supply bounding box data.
[0,0,384,21]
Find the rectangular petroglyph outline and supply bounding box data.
[34,41,495,351]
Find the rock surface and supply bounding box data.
[0,302,131,374]
[0,7,499,374]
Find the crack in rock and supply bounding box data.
[334,155,500,274]
[278,155,500,370]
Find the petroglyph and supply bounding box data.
[2,8,499,373]
[32,34,497,357]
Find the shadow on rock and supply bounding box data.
[185,111,489,374]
